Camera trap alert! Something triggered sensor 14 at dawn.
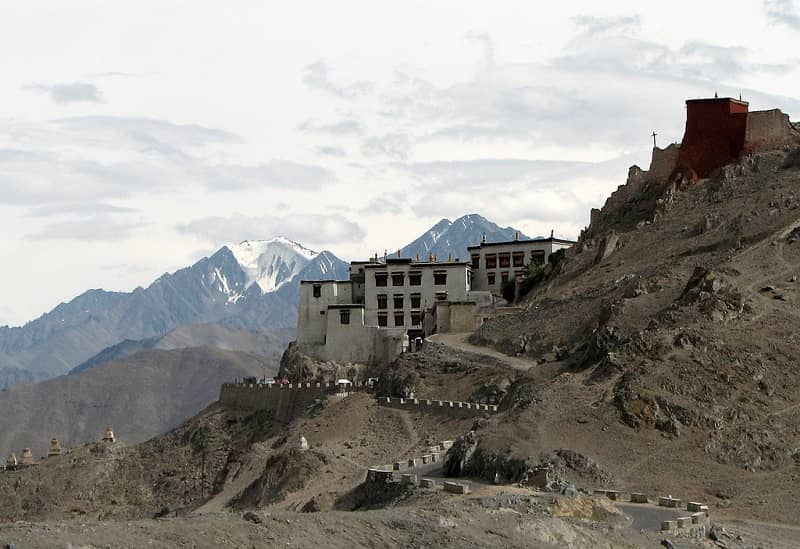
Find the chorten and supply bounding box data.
[47,438,63,457]
[102,427,115,443]
[20,448,34,466]
[5,453,17,469]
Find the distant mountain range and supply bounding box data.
[399,213,529,261]
[0,214,526,388]
[69,323,293,375]
[0,237,348,386]
[0,346,275,458]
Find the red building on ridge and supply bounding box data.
[677,97,750,179]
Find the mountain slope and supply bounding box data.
[400,213,528,261]
[461,149,800,523]
[69,323,292,375]
[0,346,275,458]
[0,241,348,384]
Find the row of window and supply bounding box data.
[376,291,448,309]
[374,271,448,287]
[486,270,525,286]
[337,308,423,327]
[377,311,422,327]
[471,250,545,269]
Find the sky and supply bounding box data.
[1,0,800,326]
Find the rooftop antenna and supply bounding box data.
[550,229,554,238]
[397,249,401,258]
[383,249,387,261]
[514,230,520,241]
[739,93,742,101]
[714,91,718,98]
[652,131,658,148]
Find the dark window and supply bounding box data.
[377,294,388,309]
[512,252,524,267]
[530,250,545,266]
[340,309,351,325]
[391,273,404,286]
[500,271,509,283]
[409,271,422,286]
[434,271,447,285]
[411,311,422,326]
[410,293,421,308]
[375,272,388,287]
[320,310,326,315]
[377,313,388,327]
[393,294,404,309]
[471,254,480,268]
[485,254,497,269]
[487,272,496,285]
[312,284,321,298]
[436,292,447,301]
[394,313,405,326]
[499,253,511,268]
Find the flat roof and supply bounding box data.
[362,261,469,269]
[300,279,350,284]
[685,97,749,106]
[327,304,364,309]
[467,237,576,250]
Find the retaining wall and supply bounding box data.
[219,382,341,421]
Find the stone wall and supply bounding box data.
[648,143,681,185]
[745,109,798,152]
[219,382,334,421]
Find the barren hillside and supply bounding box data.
[463,149,800,523]
[0,346,275,459]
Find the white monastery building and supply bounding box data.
[468,233,575,292]
[296,235,575,365]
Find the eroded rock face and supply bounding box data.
[278,342,365,383]
[443,431,478,477]
[679,267,746,322]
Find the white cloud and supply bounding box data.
[299,119,365,135]
[302,61,373,99]
[177,213,366,249]
[765,0,800,29]
[25,81,103,103]
[26,214,146,241]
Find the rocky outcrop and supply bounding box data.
[278,342,366,383]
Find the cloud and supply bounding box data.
[366,28,800,154]
[362,133,411,161]
[177,213,366,247]
[202,160,336,190]
[299,119,365,135]
[26,202,137,218]
[571,15,641,36]
[302,61,373,99]
[54,116,241,151]
[398,158,592,188]
[316,146,346,157]
[396,154,640,235]
[358,193,406,216]
[25,82,103,104]
[765,0,800,29]
[0,116,335,208]
[26,215,146,241]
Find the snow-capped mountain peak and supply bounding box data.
[229,237,318,293]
